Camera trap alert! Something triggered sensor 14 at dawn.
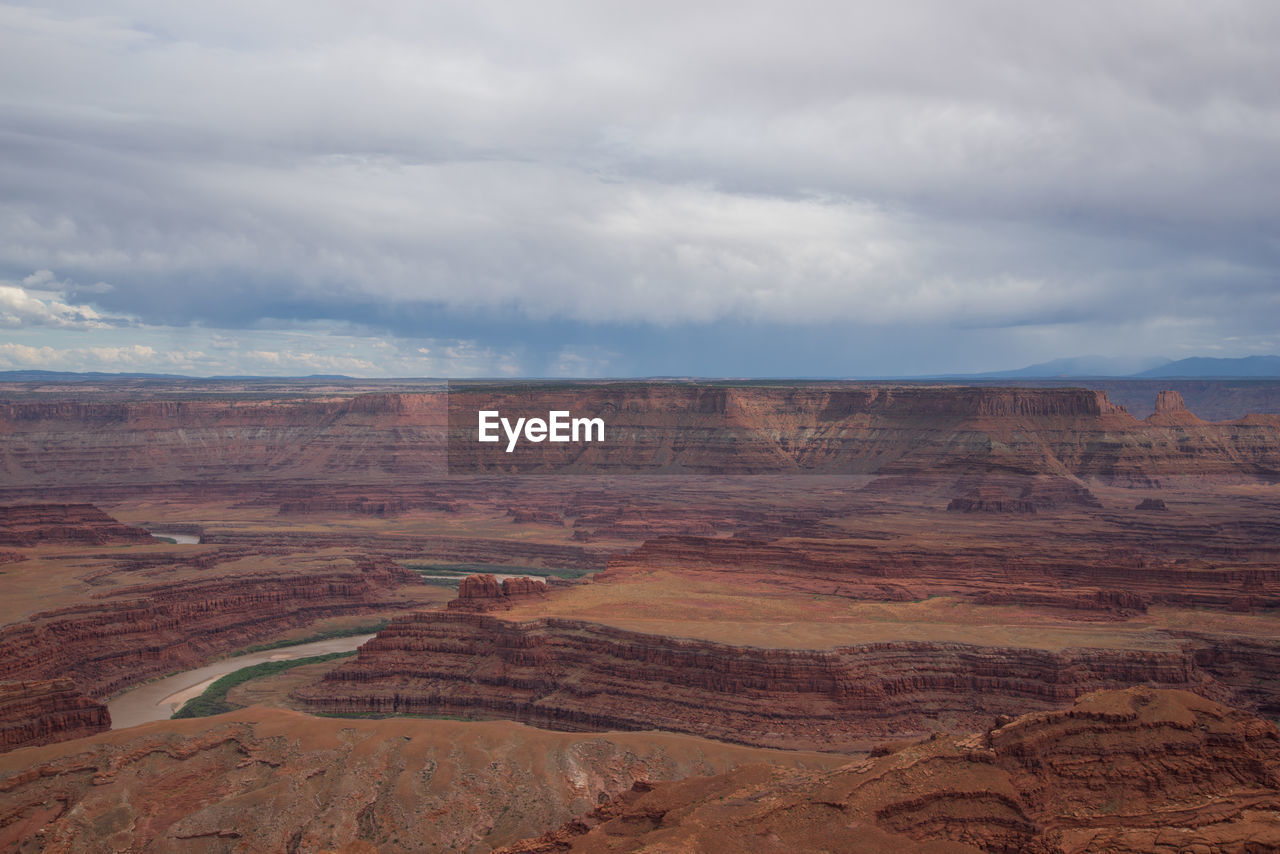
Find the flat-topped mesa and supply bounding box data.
[971,388,1124,417]
[0,504,154,547]
[0,678,109,753]
[447,574,549,612]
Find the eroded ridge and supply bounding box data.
[497,687,1280,853]
[294,610,1252,752]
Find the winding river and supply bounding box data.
[150,532,201,544]
[107,634,375,729]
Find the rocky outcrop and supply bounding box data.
[974,588,1149,617]
[297,612,1227,752]
[200,531,610,571]
[507,508,565,526]
[1135,497,1167,511]
[496,687,1280,853]
[0,557,418,700]
[0,710,842,853]
[947,484,1038,513]
[0,678,109,753]
[277,497,410,516]
[0,504,153,547]
[447,575,549,612]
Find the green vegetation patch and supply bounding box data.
[402,562,593,580]
[315,711,482,722]
[232,620,390,656]
[420,576,463,588]
[172,651,355,719]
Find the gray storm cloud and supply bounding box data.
[0,0,1278,373]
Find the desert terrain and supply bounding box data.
[1,378,1279,851]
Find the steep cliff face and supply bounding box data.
[0,557,417,700]
[0,504,154,547]
[3,385,1278,493]
[297,612,1228,752]
[0,392,448,491]
[447,574,549,612]
[448,384,1280,478]
[497,687,1280,854]
[0,678,109,753]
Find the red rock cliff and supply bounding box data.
[447,574,549,612]
[296,612,1225,752]
[4,385,1278,492]
[0,678,110,753]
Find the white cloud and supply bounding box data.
[0,321,523,377]
[0,280,118,329]
[0,2,1277,372]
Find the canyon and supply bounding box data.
[1,378,1278,851]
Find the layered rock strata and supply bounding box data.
[4,386,1279,492]
[0,392,448,492]
[447,574,549,612]
[0,557,417,700]
[297,612,1223,752]
[497,687,1280,853]
[0,679,109,753]
[0,504,153,547]
[0,711,842,853]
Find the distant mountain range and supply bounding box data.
[945,355,1280,380]
[2,355,1279,383]
[0,370,358,382]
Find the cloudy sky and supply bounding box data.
[2,1,1278,377]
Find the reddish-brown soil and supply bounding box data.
[497,687,1280,853]
[0,710,843,853]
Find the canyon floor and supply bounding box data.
[1,379,1279,851]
